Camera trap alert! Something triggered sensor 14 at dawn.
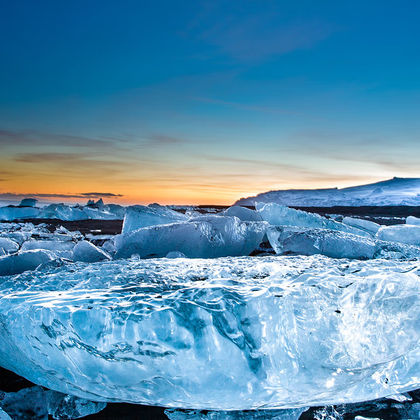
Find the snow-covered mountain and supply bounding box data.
[235,177,420,207]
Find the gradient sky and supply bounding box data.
[1,1,419,205]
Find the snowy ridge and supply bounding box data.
[235,177,420,207]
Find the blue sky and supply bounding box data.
[0,0,419,204]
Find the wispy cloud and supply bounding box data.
[0,192,123,200]
[202,154,301,170]
[204,20,334,62]
[146,134,188,145]
[185,3,336,63]
[14,153,87,163]
[193,97,308,118]
[0,129,126,150]
[80,192,123,198]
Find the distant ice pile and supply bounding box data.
[0,206,40,221]
[0,199,124,222]
[0,256,418,409]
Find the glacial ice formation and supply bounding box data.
[0,386,106,419]
[256,203,370,237]
[116,216,267,258]
[21,240,75,260]
[407,216,420,226]
[222,206,262,222]
[342,217,380,235]
[0,255,418,409]
[72,241,111,263]
[266,226,376,259]
[266,226,420,260]
[0,238,19,255]
[376,224,420,247]
[122,205,187,234]
[0,250,55,276]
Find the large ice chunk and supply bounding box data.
[116,216,267,258]
[376,224,420,246]
[342,217,380,235]
[0,256,418,409]
[407,216,420,226]
[267,226,420,260]
[266,226,376,259]
[222,206,262,222]
[0,238,19,255]
[73,241,111,263]
[21,240,75,260]
[0,250,55,276]
[105,204,125,219]
[122,205,187,234]
[256,203,370,237]
[81,206,121,220]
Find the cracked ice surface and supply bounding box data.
[0,255,418,410]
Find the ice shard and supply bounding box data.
[256,203,370,237]
[0,256,418,410]
[376,224,420,246]
[0,250,55,276]
[222,206,262,222]
[266,226,376,259]
[0,238,19,255]
[267,226,420,260]
[407,216,420,226]
[72,241,111,263]
[116,216,267,258]
[122,205,187,234]
[342,217,380,235]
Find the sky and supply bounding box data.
[0,0,419,205]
